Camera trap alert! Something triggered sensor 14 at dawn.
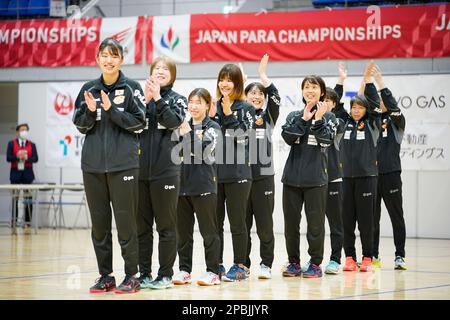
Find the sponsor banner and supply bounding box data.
[148,15,190,64]
[46,125,84,167]
[100,16,145,65]
[190,4,450,62]
[47,82,83,126]
[400,123,450,170]
[0,17,145,67]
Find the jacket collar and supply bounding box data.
[160,84,173,98]
[94,70,127,91]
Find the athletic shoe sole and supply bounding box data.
[114,288,140,294]
[302,274,322,278]
[222,276,247,282]
[149,284,174,290]
[325,269,339,275]
[197,281,221,286]
[258,275,272,280]
[89,288,115,293]
[395,266,407,270]
[282,272,301,277]
[173,280,191,285]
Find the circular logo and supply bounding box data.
[54,93,74,115]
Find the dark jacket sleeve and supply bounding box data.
[222,102,255,140]
[154,94,186,130]
[310,112,336,147]
[108,84,146,132]
[281,111,308,146]
[380,87,405,131]
[364,83,382,130]
[333,102,350,122]
[27,143,38,163]
[6,141,16,162]
[265,83,280,126]
[223,103,255,131]
[72,85,97,134]
[334,84,344,101]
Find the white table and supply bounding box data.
[0,184,85,235]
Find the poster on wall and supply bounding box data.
[45,125,84,168]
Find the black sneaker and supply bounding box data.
[114,275,141,294]
[89,275,116,293]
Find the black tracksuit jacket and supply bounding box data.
[377,87,405,174]
[250,83,281,180]
[72,71,146,173]
[179,117,221,196]
[340,83,382,178]
[138,84,187,181]
[211,98,256,183]
[281,108,337,187]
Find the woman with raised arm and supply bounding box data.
[244,54,281,280]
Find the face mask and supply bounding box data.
[19,130,28,140]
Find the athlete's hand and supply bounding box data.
[144,78,153,104]
[222,95,232,116]
[179,121,192,136]
[84,91,97,112]
[209,99,217,118]
[100,90,111,111]
[315,101,328,120]
[337,61,347,85]
[302,100,317,121]
[148,76,161,101]
[363,60,376,83]
[258,54,271,87]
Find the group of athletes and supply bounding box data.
[73,37,407,294]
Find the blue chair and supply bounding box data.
[7,0,29,16]
[27,0,50,16]
[0,0,10,15]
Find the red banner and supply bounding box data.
[0,17,145,67]
[190,4,450,62]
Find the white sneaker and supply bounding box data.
[258,264,272,279]
[197,272,221,286]
[394,256,407,270]
[301,260,311,273]
[172,271,191,285]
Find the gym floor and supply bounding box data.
[0,229,449,300]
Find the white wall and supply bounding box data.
[13,76,450,238]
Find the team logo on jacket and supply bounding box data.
[382,119,388,130]
[255,116,264,126]
[358,121,365,130]
[113,95,125,104]
[115,89,124,96]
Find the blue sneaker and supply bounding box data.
[282,262,301,277]
[219,264,226,278]
[222,264,249,282]
[302,263,322,278]
[148,276,173,290]
[138,273,153,289]
[325,260,340,275]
